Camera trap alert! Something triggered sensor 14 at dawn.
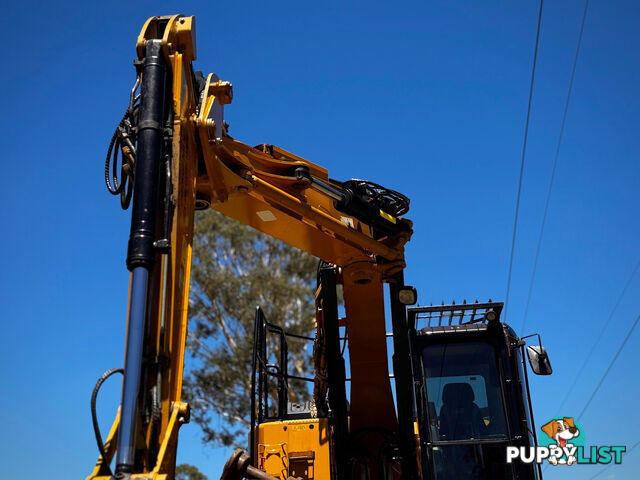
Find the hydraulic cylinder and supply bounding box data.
[115,38,167,475]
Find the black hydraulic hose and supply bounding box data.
[147,380,162,467]
[91,368,124,477]
[105,109,135,209]
[105,110,128,194]
[105,73,141,210]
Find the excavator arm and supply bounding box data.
[89,15,418,480]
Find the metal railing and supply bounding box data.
[409,301,504,330]
[249,306,315,462]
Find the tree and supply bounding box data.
[183,210,318,447]
[175,464,207,480]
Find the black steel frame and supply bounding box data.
[248,306,315,463]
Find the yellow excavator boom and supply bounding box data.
[89,14,418,480]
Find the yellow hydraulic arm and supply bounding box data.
[90,15,418,480]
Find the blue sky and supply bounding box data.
[1,1,638,479]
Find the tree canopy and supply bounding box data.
[175,464,207,480]
[183,209,318,447]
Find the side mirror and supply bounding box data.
[526,345,553,375]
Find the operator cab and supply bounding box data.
[409,302,551,480]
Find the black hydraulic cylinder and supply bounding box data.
[293,167,410,239]
[389,271,419,480]
[116,39,167,475]
[126,41,166,271]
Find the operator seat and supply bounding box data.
[439,382,485,440]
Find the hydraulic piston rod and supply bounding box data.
[115,39,167,475]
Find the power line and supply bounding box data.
[504,0,544,322]
[577,312,640,419]
[588,439,640,479]
[543,312,639,474]
[547,437,640,475]
[521,0,590,334]
[557,258,640,413]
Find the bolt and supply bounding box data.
[221,449,279,480]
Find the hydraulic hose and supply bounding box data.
[91,368,124,477]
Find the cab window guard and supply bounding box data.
[409,301,504,330]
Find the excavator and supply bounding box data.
[88,15,553,480]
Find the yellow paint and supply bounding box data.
[379,209,396,224]
[256,418,331,480]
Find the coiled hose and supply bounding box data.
[104,109,136,210]
[105,74,141,210]
[91,367,124,476]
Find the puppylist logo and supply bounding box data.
[507,417,626,466]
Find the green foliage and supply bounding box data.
[175,464,207,480]
[183,210,318,447]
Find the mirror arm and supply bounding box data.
[520,332,543,349]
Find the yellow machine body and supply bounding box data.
[256,419,331,480]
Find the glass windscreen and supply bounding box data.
[421,342,507,442]
[428,444,514,480]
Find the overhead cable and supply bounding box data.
[521,0,590,333]
[557,258,640,413]
[577,313,640,419]
[588,439,640,479]
[504,0,545,322]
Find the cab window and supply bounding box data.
[421,342,507,441]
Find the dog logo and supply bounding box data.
[540,417,580,465]
[507,416,626,466]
